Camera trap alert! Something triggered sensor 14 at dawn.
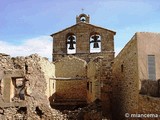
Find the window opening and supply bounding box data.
[121,64,124,73]
[12,78,25,100]
[80,16,86,22]
[148,55,156,80]
[90,82,92,93]
[87,82,89,90]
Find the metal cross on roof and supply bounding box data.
[81,8,84,13]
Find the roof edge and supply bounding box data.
[50,22,116,37]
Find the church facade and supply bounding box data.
[50,13,116,117]
[50,14,116,62]
[0,13,160,119]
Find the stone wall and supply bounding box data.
[87,52,113,119]
[112,35,139,120]
[112,33,160,120]
[0,54,57,119]
[51,14,115,119]
[53,56,87,105]
[138,95,160,120]
[52,22,115,62]
[38,57,55,98]
[0,53,106,119]
[55,55,87,78]
[140,79,160,97]
[87,57,102,103]
[55,79,87,102]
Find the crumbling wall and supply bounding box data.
[138,80,160,119]
[87,57,102,103]
[23,54,55,119]
[99,52,113,118]
[87,52,113,119]
[0,53,57,119]
[138,95,160,117]
[140,79,159,97]
[38,58,55,98]
[55,55,87,78]
[54,56,87,105]
[55,79,86,101]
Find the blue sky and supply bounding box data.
[0,0,160,60]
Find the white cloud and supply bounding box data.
[0,36,52,60]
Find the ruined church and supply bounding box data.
[0,13,160,120]
[50,13,116,118]
[0,13,116,120]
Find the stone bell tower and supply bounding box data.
[76,13,90,23]
[50,14,116,118]
[50,13,116,62]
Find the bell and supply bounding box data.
[81,18,85,22]
[69,43,75,49]
[93,42,99,48]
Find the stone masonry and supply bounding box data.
[112,33,160,120]
[50,14,116,119]
[50,14,115,62]
[52,56,87,106]
[0,53,111,120]
[0,53,64,119]
[112,35,139,120]
[1,13,160,120]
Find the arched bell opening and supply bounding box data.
[90,32,101,53]
[76,14,90,23]
[66,33,76,54]
[80,16,86,22]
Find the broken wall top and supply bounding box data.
[55,55,87,78]
[0,53,56,119]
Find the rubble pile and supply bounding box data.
[0,53,107,120]
[0,54,57,119]
[52,99,109,120]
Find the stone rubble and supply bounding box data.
[0,53,106,120]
